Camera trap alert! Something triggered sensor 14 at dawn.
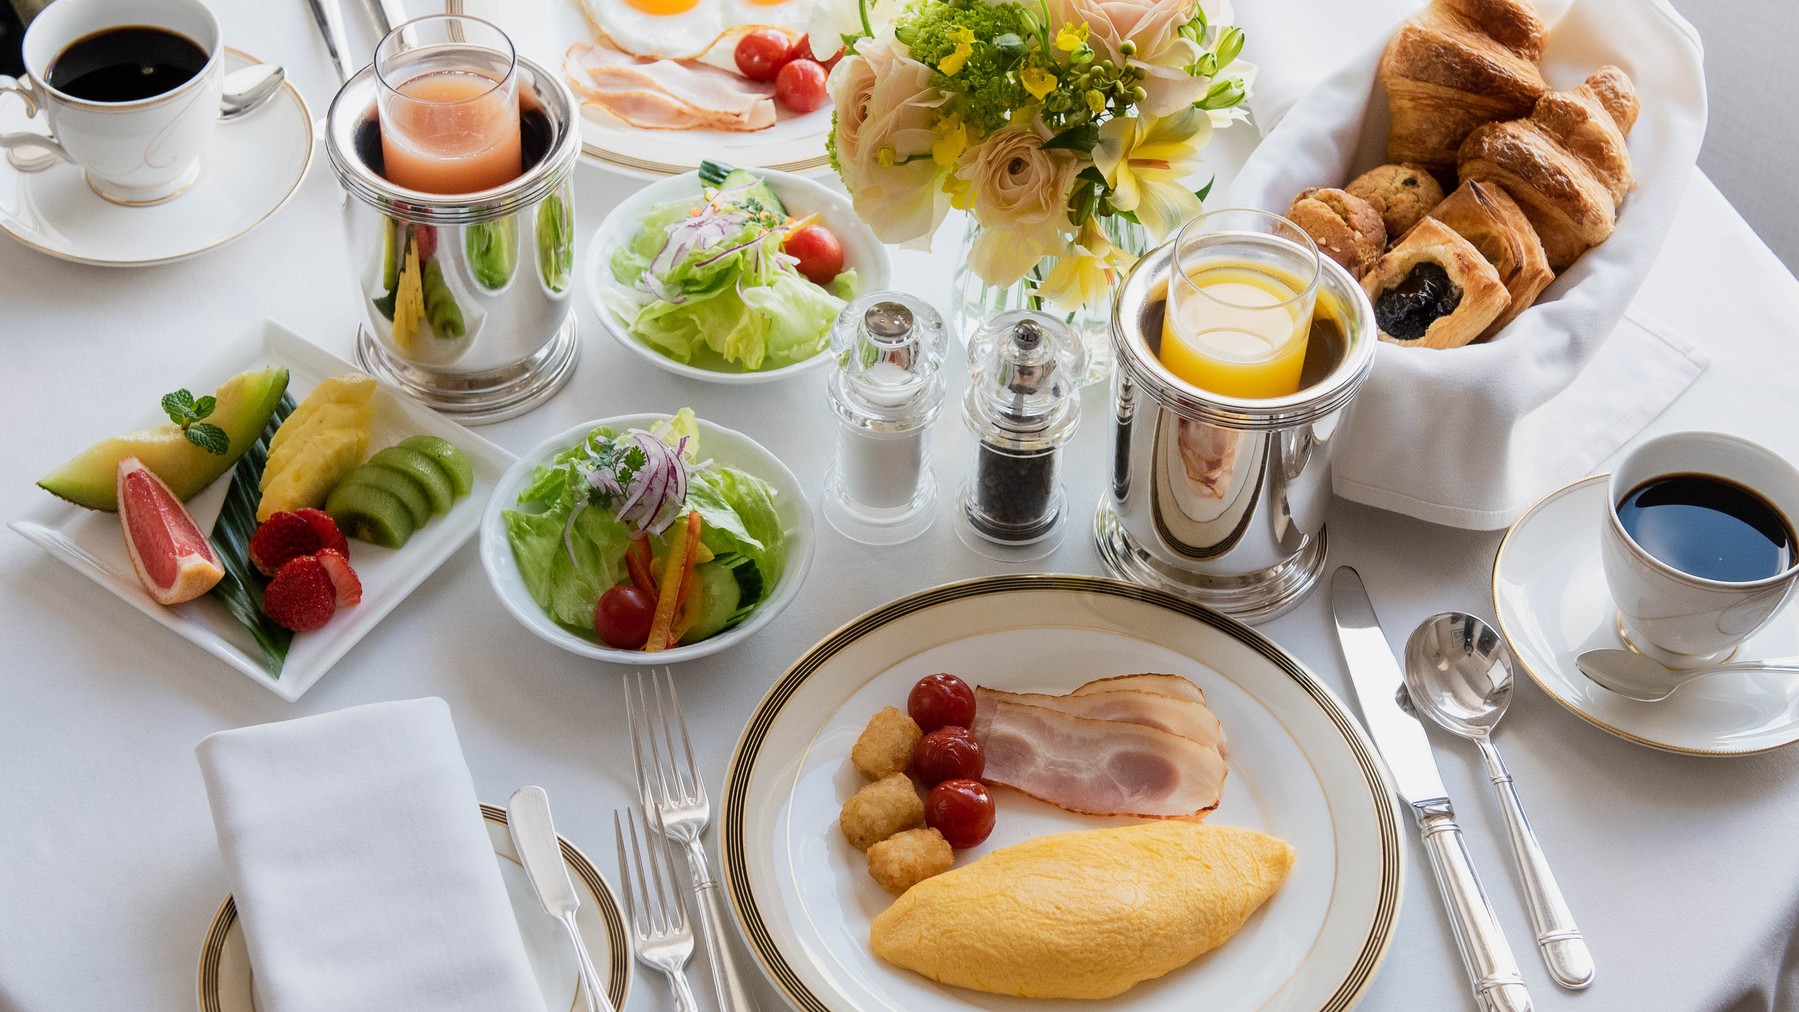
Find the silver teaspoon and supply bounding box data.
[1575,648,1799,703]
[1405,611,1596,990]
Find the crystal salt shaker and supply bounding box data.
[824,294,948,545]
[957,310,1085,559]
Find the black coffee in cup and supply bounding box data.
[48,25,207,102]
[1616,473,1794,583]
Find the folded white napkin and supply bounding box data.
[197,698,543,1012]
[1225,0,1709,528]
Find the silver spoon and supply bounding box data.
[7,63,285,173]
[1575,648,1799,703]
[1404,611,1596,990]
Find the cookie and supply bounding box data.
[1346,163,1446,238]
[1287,187,1386,277]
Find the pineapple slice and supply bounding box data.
[258,374,376,521]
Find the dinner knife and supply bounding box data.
[302,0,357,83]
[508,787,618,1012]
[363,0,409,39]
[1330,567,1533,1012]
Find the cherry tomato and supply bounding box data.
[913,726,985,784]
[783,225,845,286]
[595,584,655,649]
[925,779,996,849]
[908,673,976,732]
[733,29,793,83]
[775,58,829,114]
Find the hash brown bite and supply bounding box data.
[840,772,925,851]
[867,827,954,895]
[851,706,923,780]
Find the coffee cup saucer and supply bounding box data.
[1493,473,1799,755]
[0,48,310,267]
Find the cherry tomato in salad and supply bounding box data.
[783,225,845,286]
[595,584,656,649]
[775,58,829,114]
[913,726,984,784]
[908,672,976,732]
[925,779,996,849]
[733,29,793,83]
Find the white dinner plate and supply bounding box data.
[196,803,631,1012]
[0,48,311,267]
[480,412,814,662]
[453,0,833,177]
[11,319,514,701]
[586,169,890,384]
[1494,474,1799,755]
[721,574,1403,1012]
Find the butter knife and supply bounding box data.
[1330,567,1533,1012]
[302,0,356,82]
[508,787,618,1012]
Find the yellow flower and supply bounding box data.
[1055,21,1089,52]
[1037,217,1134,310]
[1084,89,1106,115]
[1020,65,1057,101]
[931,112,970,167]
[938,27,975,76]
[1092,106,1212,239]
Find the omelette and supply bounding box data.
[869,822,1294,1000]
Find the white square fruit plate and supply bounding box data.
[10,319,515,701]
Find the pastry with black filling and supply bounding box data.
[1360,217,1510,349]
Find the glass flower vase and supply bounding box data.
[949,215,1147,388]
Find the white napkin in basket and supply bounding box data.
[196,698,543,1012]
[1225,0,1709,529]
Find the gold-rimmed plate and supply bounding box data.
[1493,474,1799,755]
[720,574,1403,1011]
[196,803,630,1012]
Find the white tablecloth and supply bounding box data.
[5,2,1799,1010]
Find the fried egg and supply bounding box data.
[580,0,725,61]
[720,0,813,37]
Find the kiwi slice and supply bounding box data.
[326,482,416,549]
[343,464,432,529]
[399,435,473,499]
[369,446,455,516]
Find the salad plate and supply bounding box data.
[453,0,834,177]
[480,412,813,662]
[197,803,632,1012]
[0,48,311,268]
[11,320,514,702]
[1494,474,1799,755]
[721,574,1403,1012]
[587,166,889,384]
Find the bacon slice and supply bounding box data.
[1073,672,1208,705]
[566,42,776,132]
[973,686,1226,752]
[979,701,1227,819]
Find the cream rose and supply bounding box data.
[828,38,950,248]
[956,121,1080,286]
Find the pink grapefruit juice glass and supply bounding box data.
[375,15,521,194]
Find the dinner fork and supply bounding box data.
[626,669,760,1012]
[614,807,699,1012]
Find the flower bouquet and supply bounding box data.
[813,0,1252,320]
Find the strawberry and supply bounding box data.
[262,555,338,632]
[294,507,350,559]
[249,512,322,576]
[314,548,363,607]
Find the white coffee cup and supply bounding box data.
[0,0,224,205]
[1600,431,1799,670]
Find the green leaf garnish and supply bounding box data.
[162,388,226,454]
[184,423,229,455]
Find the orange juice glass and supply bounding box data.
[375,15,522,194]
[1161,209,1322,399]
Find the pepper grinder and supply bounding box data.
[956,310,1085,560]
[825,293,948,545]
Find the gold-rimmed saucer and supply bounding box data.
[1493,474,1799,756]
[196,803,631,1011]
[0,48,311,267]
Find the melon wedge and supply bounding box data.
[117,456,224,605]
[39,367,290,511]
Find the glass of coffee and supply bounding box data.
[1600,431,1799,671]
[0,0,223,204]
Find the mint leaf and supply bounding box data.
[192,395,217,420]
[162,389,197,424]
[184,422,229,455]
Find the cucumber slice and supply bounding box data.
[679,560,744,645]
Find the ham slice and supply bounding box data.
[979,700,1227,819]
[566,42,776,132]
[973,686,1227,752]
[1073,672,1208,705]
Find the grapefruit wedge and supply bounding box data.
[117,456,225,605]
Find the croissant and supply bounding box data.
[1427,180,1553,338]
[1379,0,1548,172]
[1457,66,1638,269]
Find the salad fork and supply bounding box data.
[614,807,699,1012]
[626,669,760,1011]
